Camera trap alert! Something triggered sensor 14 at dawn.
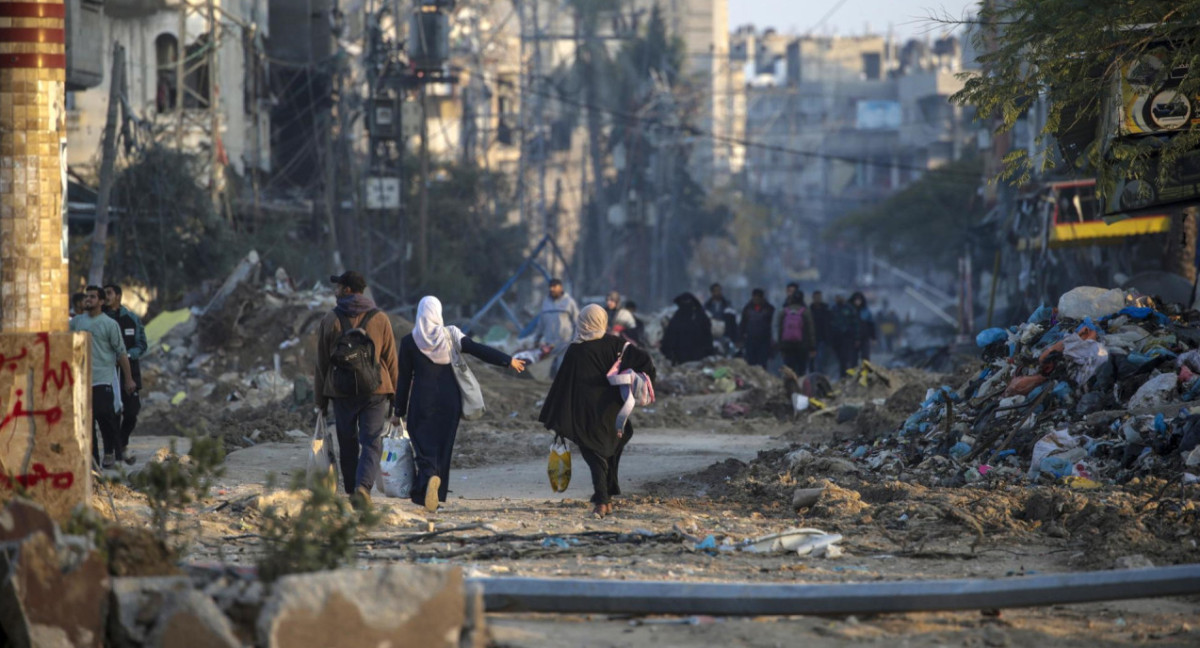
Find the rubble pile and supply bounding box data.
[136,253,414,449]
[656,358,781,397]
[0,498,485,648]
[651,445,1200,568]
[840,286,1200,485]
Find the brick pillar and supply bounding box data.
[0,1,90,521]
[0,0,68,334]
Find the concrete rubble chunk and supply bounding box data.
[791,487,825,510]
[146,589,241,648]
[0,498,58,545]
[1114,554,1155,571]
[109,576,193,647]
[460,581,487,648]
[0,531,109,648]
[257,565,469,648]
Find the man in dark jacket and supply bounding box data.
[104,284,149,465]
[809,290,833,374]
[315,271,399,507]
[705,283,738,349]
[704,283,730,321]
[740,288,775,368]
[831,294,861,376]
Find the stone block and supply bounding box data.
[109,576,192,647]
[791,487,825,510]
[0,497,57,545]
[146,589,241,648]
[0,531,108,648]
[0,332,91,522]
[460,581,488,648]
[258,565,467,648]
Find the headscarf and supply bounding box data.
[574,304,608,343]
[413,296,465,365]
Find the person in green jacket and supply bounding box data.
[71,286,136,467]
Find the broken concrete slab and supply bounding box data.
[146,589,241,648]
[109,576,192,647]
[0,333,92,522]
[791,487,825,510]
[0,498,57,545]
[0,531,108,648]
[202,250,261,316]
[460,580,487,648]
[257,565,468,648]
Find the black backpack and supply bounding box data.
[330,310,382,396]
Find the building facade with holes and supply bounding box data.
[65,0,270,181]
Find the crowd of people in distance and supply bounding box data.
[674,282,900,377]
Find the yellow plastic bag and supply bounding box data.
[547,437,572,493]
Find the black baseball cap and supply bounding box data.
[330,271,367,292]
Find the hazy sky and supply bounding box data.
[729,1,980,39]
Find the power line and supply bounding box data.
[517,79,981,180]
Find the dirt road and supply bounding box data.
[450,430,780,501]
[117,419,1199,648]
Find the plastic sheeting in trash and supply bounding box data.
[1058,286,1127,321]
[1062,333,1109,385]
[1128,373,1179,410]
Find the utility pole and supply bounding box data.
[88,43,126,286]
[418,82,429,285]
[174,6,187,149]
[207,0,222,214]
[515,0,528,234]
[531,0,549,267]
[325,0,344,274]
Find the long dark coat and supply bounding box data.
[661,293,713,364]
[394,333,511,502]
[538,336,656,458]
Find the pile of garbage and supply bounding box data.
[655,358,780,397]
[842,286,1200,485]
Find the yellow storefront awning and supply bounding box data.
[1050,216,1171,247]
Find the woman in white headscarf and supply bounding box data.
[393,296,527,512]
[538,304,656,518]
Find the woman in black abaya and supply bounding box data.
[661,292,713,364]
[539,305,656,517]
[393,296,527,512]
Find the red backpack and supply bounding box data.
[781,306,806,343]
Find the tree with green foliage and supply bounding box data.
[828,157,986,270]
[406,162,527,307]
[103,146,240,309]
[953,0,1200,200]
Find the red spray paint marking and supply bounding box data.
[0,390,64,432]
[35,333,74,396]
[0,463,74,490]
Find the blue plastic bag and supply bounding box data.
[1028,304,1053,324]
[976,328,1008,348]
